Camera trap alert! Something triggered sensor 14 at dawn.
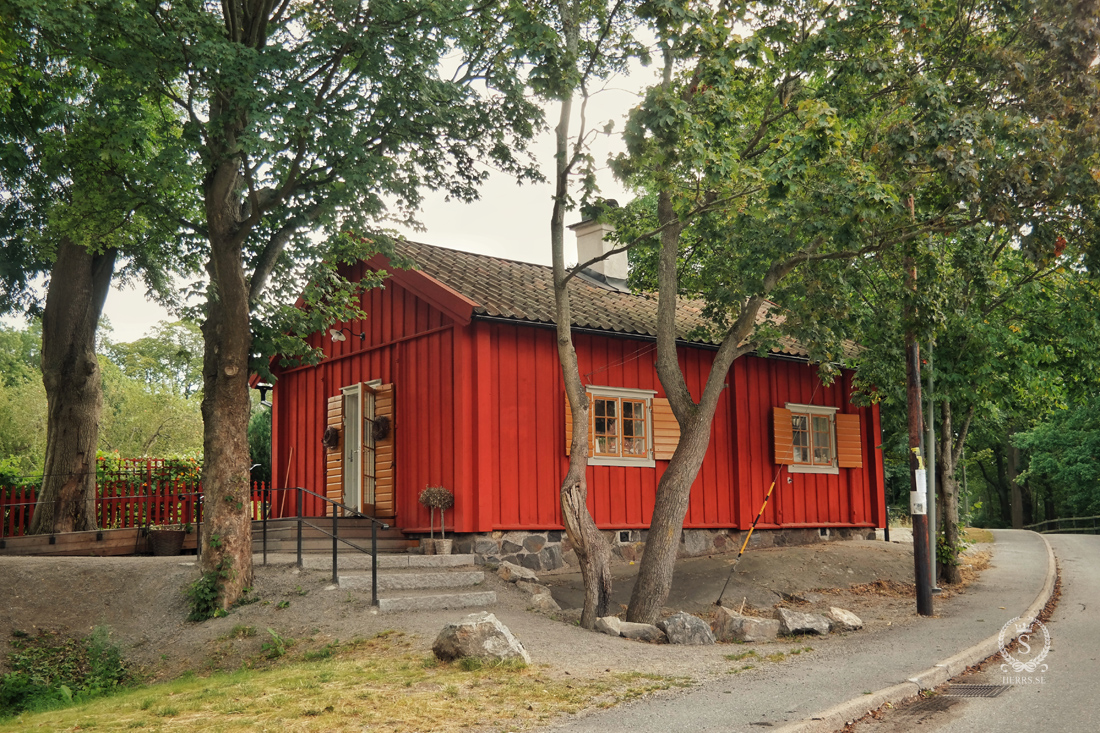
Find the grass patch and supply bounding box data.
[0,633,682,732]
[724,650,759,662]
[964,527,995,544]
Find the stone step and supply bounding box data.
[253,538,418,554]
[376,590,497,614]
[298,553,478,570]
[338,570,485,591]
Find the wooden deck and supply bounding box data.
[0,527,199,557]
[0,518,416,557]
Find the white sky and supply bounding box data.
[4,68,656,344]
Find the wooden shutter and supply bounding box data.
[652,397,680,461]
[374,383,396,517]
[773,407,794,465]
[324,394,344,510]
[564,392,594,456]
[835,413,863,468]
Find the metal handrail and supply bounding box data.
[280,487,389,607]
[1023,515,1100,534]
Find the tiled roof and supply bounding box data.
[395,239,814,358]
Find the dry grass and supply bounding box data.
[0,631,690,732]
[963,527,995,544]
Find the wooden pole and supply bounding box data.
[906,255,934,617]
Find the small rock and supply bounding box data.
[497,561,538,583]
[826,607,864,632]
[618,622,667,643]
[529,593,561,612]
[657,612,716,645]
[594,616,623,637]
[711,607,780,643]
[774,607,831,636]
[516,580,550,596]
[323,584,337,591]
[432,611,531,664]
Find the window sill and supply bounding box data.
[788,464,839,475]
[589,456,656,468]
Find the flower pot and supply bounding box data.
[434,538,453,555]
[420,538,436,555]
[148,529,186,556]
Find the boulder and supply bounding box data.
[657,612,716,645]
[711,608,780,643]
[497,561,538,583]
[432,612,531,664]
[618,622,668,643]
[774,607,831,636]
[529,592,561,612]
[515,580,551,597]
[826,607,864,632]
[594,616,623,637]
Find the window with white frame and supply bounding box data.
[786,403,839,474]
[565,385,683,468]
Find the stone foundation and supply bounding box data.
[441,526,878,571]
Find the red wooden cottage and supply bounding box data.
[268,224,886,569]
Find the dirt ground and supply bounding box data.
[0,538,992,685]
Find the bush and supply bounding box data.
[0,627,131,718]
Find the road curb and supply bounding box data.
[774,532,1057,733]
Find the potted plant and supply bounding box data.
[418,486,455,555]
[147,522,193,556]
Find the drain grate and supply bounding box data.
[942,684,1011,698]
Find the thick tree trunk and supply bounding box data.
[199,235,254,606]
[549,49,613,628]
[31,239,117,534]
[625,412,714,623]
[625,185,754,624]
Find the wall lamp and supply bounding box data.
[329,326,366,342]
[254,382,273,407]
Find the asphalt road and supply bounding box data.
[542,530,1050,732]
[862,533,1099,733]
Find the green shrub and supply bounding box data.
[0,627,131,718]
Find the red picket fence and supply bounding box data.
[1,480,276,540]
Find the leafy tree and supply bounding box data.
[0,1,200,533]
[611,0,1100,622]
[103,320,204,399]
[66,0,542,607]
[98,360,204,458]
[1016,396,1100,518]
[513,0,644,628]
[248,407,271,486]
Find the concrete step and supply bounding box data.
[338,570,485,591]
[253,539,418,553]
[297,553,478,570]
[376,590,497,614]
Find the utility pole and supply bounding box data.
[906,255,934,617]
[927,339,939,592]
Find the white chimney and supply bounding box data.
[570,219,628,287]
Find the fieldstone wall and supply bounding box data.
[443,525,877,569]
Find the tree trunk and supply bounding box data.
[198,140,255,605]
[625,410,714,623]
[937,400,972,585]
[1007,435,1023,529]
[31,238,117,534]
[548,28,613,627]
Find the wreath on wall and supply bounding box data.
[321,426,341,451]
[372,415,391,441]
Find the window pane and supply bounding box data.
[595,400,606,417]
[623,401,634,418]
[791,413,810,464]
[812,415,831,465]
[605,400,617,418]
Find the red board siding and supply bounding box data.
[271,262,884,533]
